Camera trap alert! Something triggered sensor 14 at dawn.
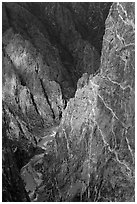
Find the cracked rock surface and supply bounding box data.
[2,2,134,202]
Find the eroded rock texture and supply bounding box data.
[2,2,134,202]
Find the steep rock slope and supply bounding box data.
[2,119,30,202]
[3,2,108,98]
[2,2,111,201]
[2,2,134,202]
[20,2,134,202]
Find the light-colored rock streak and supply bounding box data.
[97,93,119,121]
[125,136,134,163]
[107,75,133,92]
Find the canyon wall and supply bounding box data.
[2,2,134,202]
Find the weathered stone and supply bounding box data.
[2,2,134,202]
[2,117,30,202]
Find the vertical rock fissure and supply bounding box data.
[39,78,56,120]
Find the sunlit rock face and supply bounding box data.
[2,2,134,202]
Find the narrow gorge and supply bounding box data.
[2,2,135,202]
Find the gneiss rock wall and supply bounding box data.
[2,2,134,202]
[56,2,134,201]
[2,2,111,201]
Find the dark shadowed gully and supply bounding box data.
[2,2,134,202]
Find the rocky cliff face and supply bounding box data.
[2,2,134,202]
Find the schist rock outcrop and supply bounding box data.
[2,2,134,202]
